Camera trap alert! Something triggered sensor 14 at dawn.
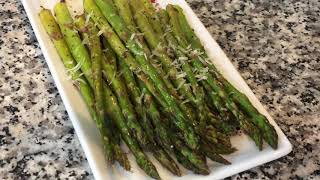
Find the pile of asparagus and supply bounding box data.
[39,0,278,178]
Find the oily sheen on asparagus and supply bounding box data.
[39,0,278,179]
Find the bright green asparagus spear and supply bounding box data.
[54,3,159,178]
[85,0,199,150]
[173,5,278,148]
[54,4,93,85]
[75,15,153,149]
[39,9,130,169]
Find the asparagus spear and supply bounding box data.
[99,82,160,179]
[109,0,196,126]
[84,0,199,150]
[157,8,208,134]
[158,11,234,152]
[114,65,181,176]
[120,56,169,109]
[102,38,175,158]
[119,57,178,160]
[139,0,163,37]
[166,5,263,149]
[83,10,113,167]
[173,135,209,174]
[200,142,231,165]
[105,1,170,115]
[138,84,173,152]
[77,14,181,176]
[173,5,278,149]
[100,38,121,145]
[113,53,181,176]
[130,0,207,131]
[101,38,117,71]
[84,13,133,167]
[39,9,130,169]
[84,11,106,156]
[221,79,278,148]
[111,0,191,111]
[159,6,251,147]
[112,0,135,32]
[101,40,181,176]
[111,0,152,57]
[54,3,159,178]
[75,15,153,150]
[116,55,170,150]
[130,0,196,106]
[207,111,238,135]
[101,27,181,175]
[174,149,209,175]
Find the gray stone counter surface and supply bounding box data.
[0,0,319,179]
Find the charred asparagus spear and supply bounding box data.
[172,5,278,149]
[39,8,130,169]
[85,0,199,150]
[166,5,264,149]
[75,15,153,150]
[54,3,159,178]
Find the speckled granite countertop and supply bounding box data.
[0,0,319,179]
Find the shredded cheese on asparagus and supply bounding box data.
[67,60,83,75]
[176,79,186,90]
[85,12,93,26]
[129,33,136,41]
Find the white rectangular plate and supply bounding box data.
[21,0,292,179]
